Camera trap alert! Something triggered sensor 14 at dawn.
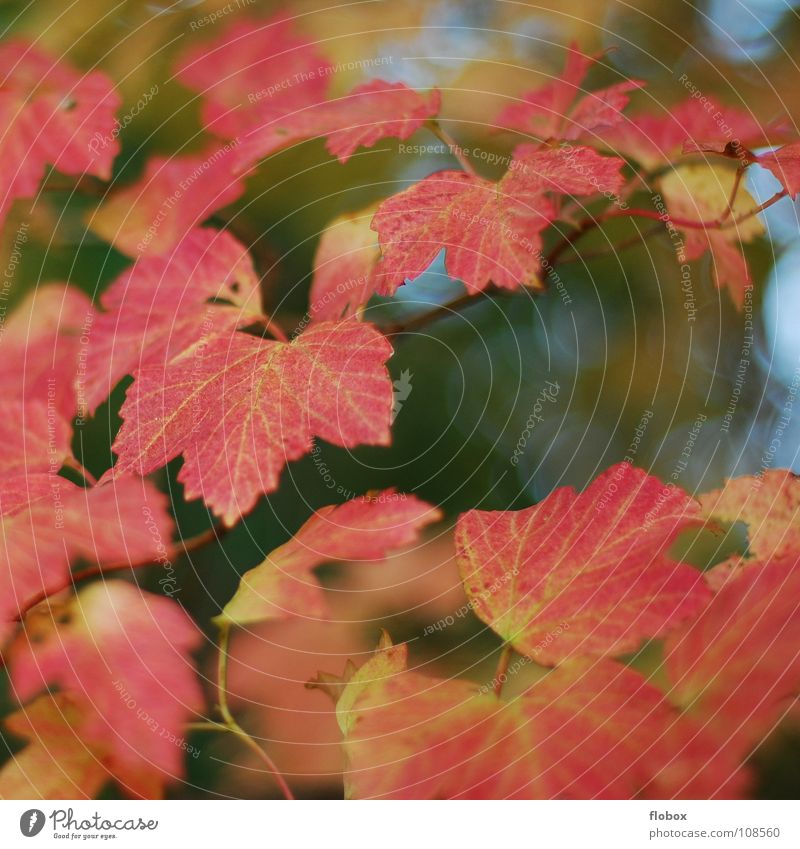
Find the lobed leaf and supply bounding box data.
[110,320,394,526]
[219,489,441,625]
[455,463,711,663]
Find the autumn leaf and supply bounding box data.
[371,145,625,294]
[601,97,789,169]
[495,42,642,142]
[699,470,800,565]
[455,463,711,663]
[110,320,394,526]
[755,143,800,199]
[87,148,246,257]
[0,400,72,476]
[658,163,763,308]
[232,81,441,167]
[0,284,95,420]
[333,636,743,799]
[9,581,202,798]
[83,228,263,412]
[309,205,382,321]
[219,490,441,626]
[0,41,120,226]
[0,693,109,800]
[0,477,174,645]
[175,16,333,138]
[665,558,800,762]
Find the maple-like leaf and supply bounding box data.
[0,693,109,799]
[0,476,173,645]
[665,558,800,762]
[83,228,263,412]
[334,636,743,799]
[0,41,120,226]
[495,43,642,141]
[755,143,800,199]
[371,145,625,294]
[232,81,441,167]
[0,283,95,420]
[699,470,800,564]
[175,16,333,138]
[658,164,763,308]
[600,97,789,169]
[88,148,246,257]
[9,581,202,798]
[309,205,382,321]
[219,490,441,625]
[455,463,711,663]
[110,320,394,526]
[0,400,72,476]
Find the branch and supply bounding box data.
[16,525,227,619]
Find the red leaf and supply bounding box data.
[219,489,441,625]
[0,400,71,476]
[0,477,174,644]
[601,97,789,169]
[496,43,642,141]
[756,142,800,199]
[88,147,245,257]
[371,146,624,294]
[83,228,263,412]
[0,42,120,225]
[309,205,382,321]
[175,17,333,138]
[9,581,202,798]
[110,320,394,526]
[335,637,743,799]
[665,559,800,761]
[0,694,109,799]
[0,283,95,420]
[455,463,711,663]
[232,81,440,167]
[699,470,800,564]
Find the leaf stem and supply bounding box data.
[61,457,98,486]
[216,622,295,800]
[426,120,478,177]
[493,643,514,697]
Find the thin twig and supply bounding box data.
[17,525,227,618]
[426,119,478,177]
[216,622,295,800]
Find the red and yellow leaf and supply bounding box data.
[310,205,382,321]
[0,41,120,225]
[83,228,263,412]
[665,559,800,761]
[110,320,394,526]
[219,490,441,625]
[0,477,173,644]
[496,43,642,142]
[88,148,245,257]
[658,163,763,308]
[455,463,711,663]
[372,146,625,294]
[9,582,202,798]
[0,694,109,800]
[335,637,743,799]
